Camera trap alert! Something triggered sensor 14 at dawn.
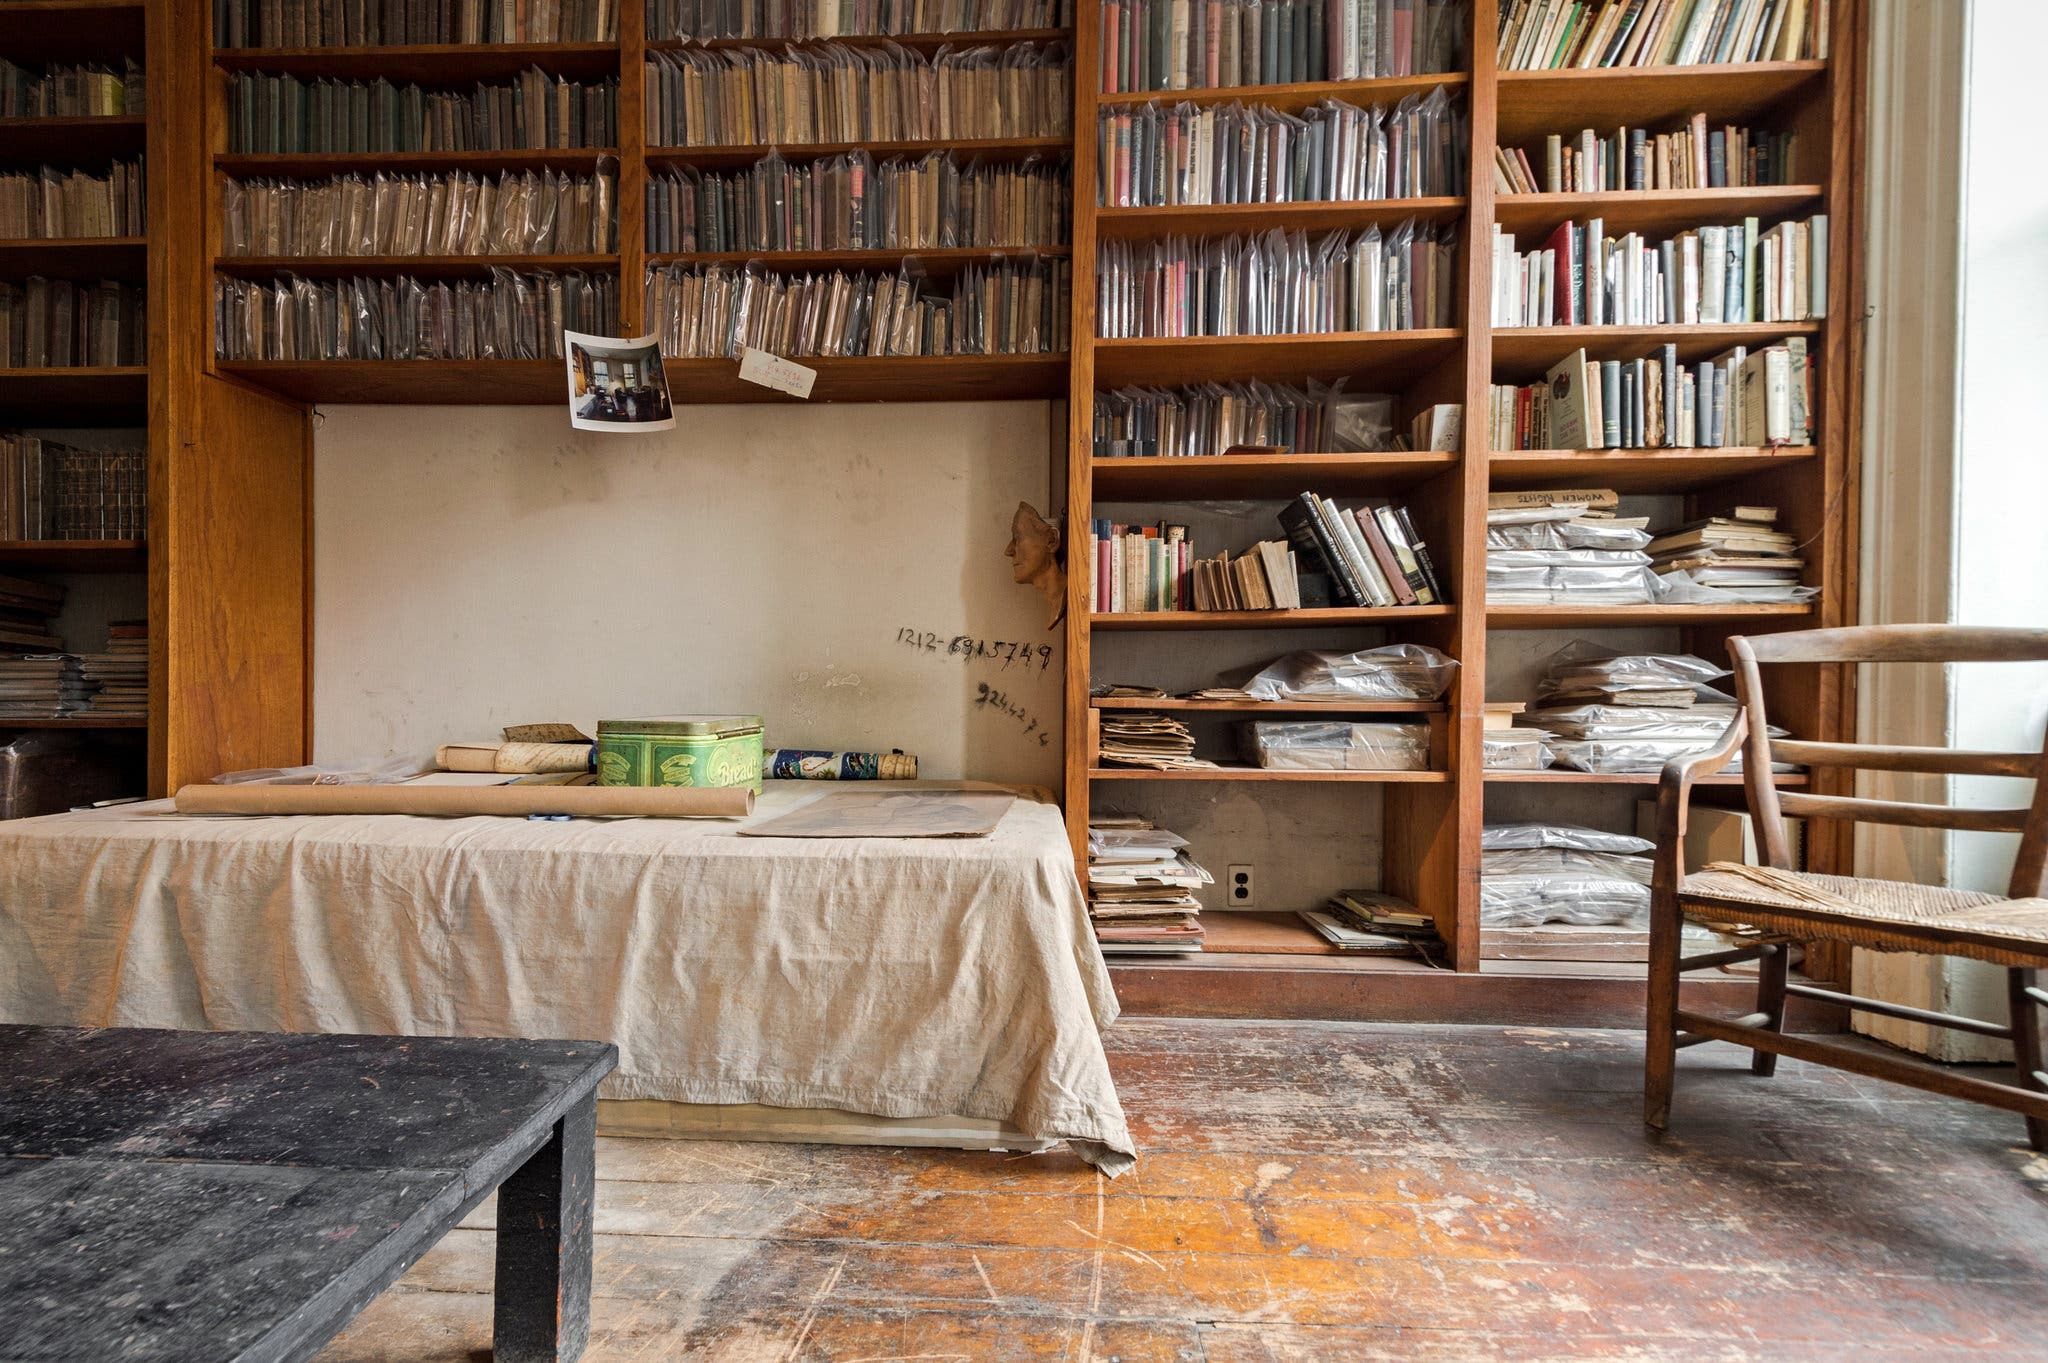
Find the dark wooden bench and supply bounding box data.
[0,1024,617,1362]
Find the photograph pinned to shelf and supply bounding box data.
[565,331,675,432]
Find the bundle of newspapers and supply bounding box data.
[1087,812,1209,954]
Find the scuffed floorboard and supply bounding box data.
[318,1020,2048,1361]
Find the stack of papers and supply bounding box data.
[1097,711,1212,770]
[0,653,88,719]
[74,623,146,718]
[1087,812,1210,955]
[1650,506,1807,601]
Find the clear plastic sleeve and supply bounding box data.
[1240,721,1431,771]
[1239,643,1459,702]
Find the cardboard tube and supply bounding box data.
[176,782,754,819]
[436,742,593,774]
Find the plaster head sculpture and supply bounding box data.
[1005,502,1065,629]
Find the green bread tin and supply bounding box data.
[595,715,764,792]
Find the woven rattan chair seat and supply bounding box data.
[1680,863,2048,968]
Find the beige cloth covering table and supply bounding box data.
[0,781,1135,1174]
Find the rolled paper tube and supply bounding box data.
[176,782,754,819]
[436,742,593,774]
[764,749,919,780]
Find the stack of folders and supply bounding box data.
[213,0,620,46]
[0,278,147,368]
[649,0,1074,41]
[222,169,619,258]
[0,163,144,240]
[1485,488,1659,606]
[1490,343,1813,451]
[1649,504,1805,599]
[1495,113,1798,195]
[645,152,1070,254]
[1097,0,1468,92]
[643,43,1072,148]
[226,69,619,154]
[213,271,620,362]
[1097,224,1457,338]
[1278,491,1447,608]
[0,435,147,541]
[644,256,1069,358]
[1489,215,1827,328]
[0,58,144,118]
[1097,711,1211,770]
[1300,888,1441,954]
[73,619,146,719]
[1497,0,1827,71]
[1096,88,1464,208]
[1088,812,1210,955]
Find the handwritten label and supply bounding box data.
[896,627,1054,671]
[738,347,817,399]
[976,682,1051,747]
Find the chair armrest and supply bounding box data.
[1652,711,1750,900]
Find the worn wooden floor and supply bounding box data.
[320,1020,2048,1361]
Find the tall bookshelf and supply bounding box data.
[1062,0,1865,984]
[0,0,153,794]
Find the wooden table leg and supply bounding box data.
[493,1094,597,1362]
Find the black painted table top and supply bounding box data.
[0,1025,615,1363]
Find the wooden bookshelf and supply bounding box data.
[0,0,144,57]
[0,716,149,731]
[1063,3,1866,985]
[208,42,621,81]
[647,27,1069,54]
[0,237,148,279]
[0,540,146,572]
[1096,71,1470,114]
[643,135,1070,169]
[213,253,620,280]
[215,148,618,176]
[0,114,146,164]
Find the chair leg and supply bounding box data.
[2008,967,2048,1153]
[1644,896,1683,1132]
[1751,943,1789,1077]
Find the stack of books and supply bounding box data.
[1097,710,1210,770]
[0,162,144,241]
[0,57,144,118]
[650,0,1074,41]
[1299,888,1442,955]
[1490,214,1827,328]
[0,278,148,368]
[216,271,618,362]
[1649,505,1805,600]
[1279,491,1446,607]
[1497,0,1828,70]
[214,0,619,46]
[1090,520,1192,611]
[73,619,146,719]
[1490,342,1812,451]
[1496,114,1798,195]
[1086,812,1210,956]
[222,168,619,258]
[1098,0,1467,91]
[226,69,620,154]
[0,654,88,720]
[0,573,63,655]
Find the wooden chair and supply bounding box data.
[1645,625,2048,1150]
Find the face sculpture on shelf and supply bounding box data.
[1005,501,1065,630]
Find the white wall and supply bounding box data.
[311,401,1065,788]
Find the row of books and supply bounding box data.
[1096,222,1455,338]
[1094,379,1344,456]
[1489,214,1827,328]
[1098,0,1467,93]
[1496,0,1826,70]
[213,269,620,360]
[0,435,147,543]
[644,255,1070,356]
[0,575,63,660]
[643,42,1071,147]
[1087,813,1208,955]
[0,280,148,369]
[1280,491,1444,606]
[1489,340,1811,451]
[644,152,1069,253]
[0,164,145,243]
[1496,116,1799,194]
[0,59,145,120]
[647,0,1073,40]
[225,70,620,154]
[1096,88,1463,209]
[220,169,619,259]
[211,0,620,46]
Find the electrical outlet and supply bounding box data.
[1227,864,1255,908]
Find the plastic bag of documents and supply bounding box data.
[1480,846,1653,928]
[1657,569,1821,605]
[1535,641,1729,700]
[1548,738,1757,775]
[1485,552,1660,605]
[1523,705,1742,740]
[1482,823,1654,854]
[1486,519,1652,552]
[1240,721,1431,772]
[1482,730,1553,770]
[1239,643,1458,702]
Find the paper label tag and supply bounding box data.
[738,347,817,399]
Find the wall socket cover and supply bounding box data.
[1227,864,1254,907]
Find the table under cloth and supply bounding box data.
[0,781,1135,1175]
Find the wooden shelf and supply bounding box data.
[1490,321,1823,377]
[1495,61,1828,144]
[1089,765,1449,782]
[1096,71,1469,114]
[645,245,1068,275]
[1093,697,1444,712]
[1485,602,1815,628]
[220,353,1069,404]
[214,254,618,280]
[210,43,622,82]
[1092,606,1452,630]
[216,148,620,177]
[1493,185,1826,238]
[1489,445,1818,492]
[0,115,145,166]
[1092,450,1457,499]
[0,716,147,730]
[1096,196,1465,241]
[646,135,1070,169]
[1093,329,1462,387]
[0,237,147,280]
[0,1,143,58]
[649,27,1069,54]
[0,539,145,571]
[0,366,148,420]
[1484,769,1808,785]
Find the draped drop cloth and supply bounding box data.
[0,782,1135,1174]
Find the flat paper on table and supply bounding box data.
[738,347,818,399]
[740,789,1015,838]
